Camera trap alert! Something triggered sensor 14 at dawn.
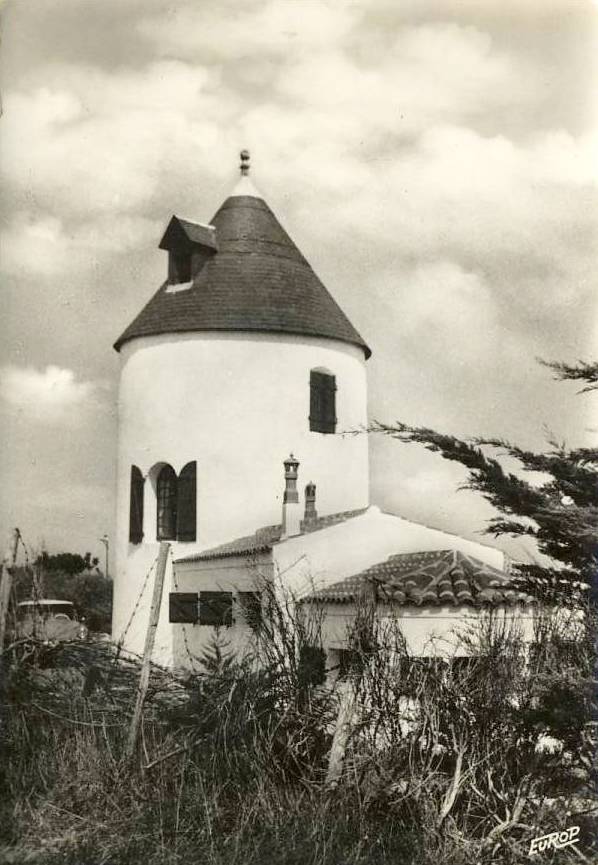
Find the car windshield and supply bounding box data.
[18,603,75,620]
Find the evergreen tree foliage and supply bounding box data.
[369,360,598,601]
[13,551,112,632]
[198,628,236,676]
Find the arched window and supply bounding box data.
[309,370,336,433]
[177,461,197,542]
[156,465,178,540]
[129,466,145,544]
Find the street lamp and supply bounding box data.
[99,534,109,579]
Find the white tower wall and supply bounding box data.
[113,330,369,660]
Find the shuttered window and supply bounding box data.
[169,592,198,624]
[309,371,336,433]
[177,462,197,542]
[199,591,233,627]
[238,591,262,631]
[298,645,326,687]
[157,465,178,540]
[170,250,191,284]
[129,466,144,544]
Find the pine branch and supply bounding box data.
[369,421,546,519]
[484,519,538,539]
[540,359,598,392]
[368,420,598,581]
[476,438,598,506]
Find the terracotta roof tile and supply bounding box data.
[115,195,370,357]
[303,550,537,607]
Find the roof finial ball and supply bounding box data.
[239,149,251,176]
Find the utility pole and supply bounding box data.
[126,541,170,760]
[99,534,109,579]
[0,528,21,685]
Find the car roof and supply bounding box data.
[17,599,75,607]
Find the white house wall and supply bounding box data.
[171,511,512,669]
[113,329,368,658]
[317,602,538,657]
[272,506,506,600]
[172,554,273,664]
[111,542,175,667]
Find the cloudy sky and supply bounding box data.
[1,0,596,568]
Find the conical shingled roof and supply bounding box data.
[114,181,370,357]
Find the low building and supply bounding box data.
[172,458,536,669]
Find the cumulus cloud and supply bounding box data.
[1,61,221,219]
[0,212,159,277]
[138,0,358,60]
[393,260,503,364]
[0,0,595,556]
[1,5,594,309]
[0,365,100,424]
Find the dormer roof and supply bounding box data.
[114,154,370,357]
[158,216,218,252]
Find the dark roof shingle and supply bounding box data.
[115,195,370,356]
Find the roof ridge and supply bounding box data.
[174,507,368,563]
[379,510,505,557]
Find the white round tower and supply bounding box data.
[112,153,371,662]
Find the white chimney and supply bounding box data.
[281,454,302,538]
[304,481,317,527]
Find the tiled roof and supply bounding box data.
[114,193,370,357]
[174,508,367,563]
[303,550,537,607]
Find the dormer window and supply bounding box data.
[170,251,191,284]
[309,369,337,434]
[159,215,218,286]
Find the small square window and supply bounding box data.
[199,591,233,627]
[299,644,326,687]
[169,592,198,624]
[309,370,336,434]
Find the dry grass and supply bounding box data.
[1,604,596,865]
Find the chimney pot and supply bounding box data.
[304,482,317,526]
[282,453,301,537]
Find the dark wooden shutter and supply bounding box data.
[170,250,191,283]
[199,591,233,627]
[298,644,326,687]
[157,465,177,540]
[309,371,336,433]
[129,466,144,544]
[238,591,262,631]
[169,592,198,623]
[177,461,197,542]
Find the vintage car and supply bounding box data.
[15,599,89,642]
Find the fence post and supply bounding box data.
[126,541,170,760]
[326,680,359,787]
[0,528,21,688]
